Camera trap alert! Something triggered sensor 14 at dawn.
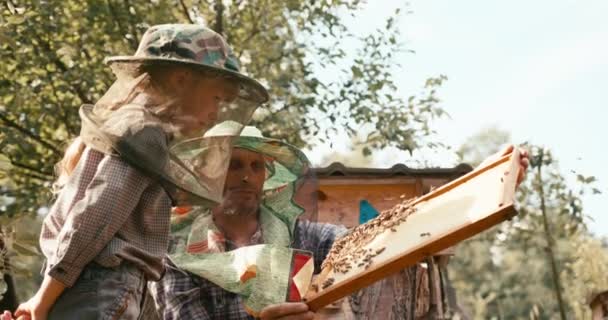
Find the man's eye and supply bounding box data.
[252,161,264,171]
[229,160,242,169]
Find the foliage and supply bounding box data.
[0,0,446,305]
[0,214,44,302]
[0,0,445,218]
[455,126,510,167]
[561,233,608,319]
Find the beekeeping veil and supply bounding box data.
[78,24,269,207]
[168,126,320,316]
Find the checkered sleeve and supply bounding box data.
[296,221,347,273]
[148,258,212,320]
[47,152,152,287]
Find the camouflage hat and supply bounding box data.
[105,24,269,103]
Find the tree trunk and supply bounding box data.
[213,0,224,35]
[0,273,18,312]
[0,235,18,312]
[536,149,567,320]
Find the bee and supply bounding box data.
[322,277,335,289]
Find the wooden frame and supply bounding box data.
[306,149,521,311]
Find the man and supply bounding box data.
[149,126,343,320]
[149,127,530,320]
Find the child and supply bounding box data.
[4,24,268,320]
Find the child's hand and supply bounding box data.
[14,295,49,320]
[0,311,24,320]
[13,275,65,320]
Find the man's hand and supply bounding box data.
[477,145,529,186]
[259,302,315,320]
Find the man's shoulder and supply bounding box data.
[294,220,347,246]
[296,220,346,234]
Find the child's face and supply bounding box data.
[177,77,238,136]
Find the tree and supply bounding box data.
[0,213,43,304]
[455,126,510,167]
[316,136,375,167]
[561,232,608,319]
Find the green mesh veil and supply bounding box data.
[79,65,266,207]
[168,126,319,316]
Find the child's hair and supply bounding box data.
[54,136,86,191]
[53,64,236,190]
[54,64,177,190]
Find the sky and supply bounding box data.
[305,0,608,236]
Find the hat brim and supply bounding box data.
[171,134,311,189]
[235,136,309,173]
[105,56,270,104]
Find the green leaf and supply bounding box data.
[5,15,26,25]
[351,66,363,79]
[362,146,371,156]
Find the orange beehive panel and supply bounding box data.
[317,182,418,227]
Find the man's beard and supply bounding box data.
[220,201,258,216]
[223,207,239,216]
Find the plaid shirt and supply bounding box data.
[148,220,345,320]
[40,147,172,287]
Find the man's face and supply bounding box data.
[220,148,266,215]
[177,77,238,136]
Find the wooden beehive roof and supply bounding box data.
[313,162,473,178]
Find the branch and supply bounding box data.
[122,0,141,46]
[33,33,92,105]
[240,4,261,44]
[8,158,53,178]
[262,47,290,69]
[106,0,138,51]
[13,168,52,182]
[213,0,224,35]
[81,46,93,61]
[235,2,274,57]
[227,0,244,28]
[235,25,263,59]
[0,112,62,155]
[536,149,567,320]
[49,79,77,136]
[178,0,195,23]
